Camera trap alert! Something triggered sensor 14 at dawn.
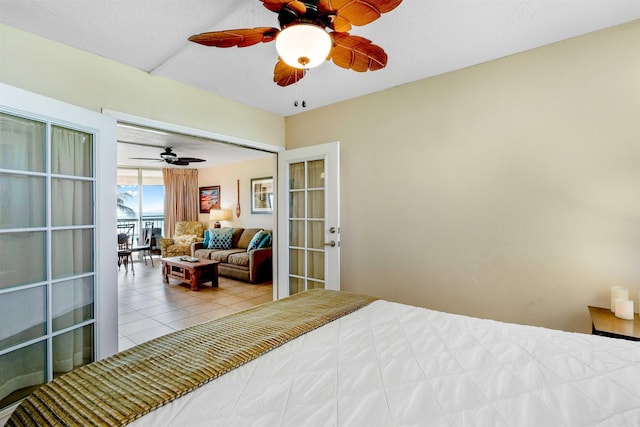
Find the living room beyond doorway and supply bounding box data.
[117,259,272,351]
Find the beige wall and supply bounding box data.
[286,20,640,333]
[197,156,275,231]
[3,19,640,334]
[0,24,285,148]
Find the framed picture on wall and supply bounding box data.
[251,177,273,214]
[199,185,220,213]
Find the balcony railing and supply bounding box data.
[117,216,164,250]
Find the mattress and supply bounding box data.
[131,299,640,426]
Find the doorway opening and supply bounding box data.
[109,112,281,350]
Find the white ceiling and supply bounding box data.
[116,123,273,169]
[2,0,639,166]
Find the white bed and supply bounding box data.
[8,291,640,426]
[132,299,640,426]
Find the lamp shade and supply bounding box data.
[275,24,332,69]
[209,209,230,221]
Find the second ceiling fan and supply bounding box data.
[188,0,403,86]
[131,147,205,166]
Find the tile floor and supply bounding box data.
[117,257,273,351]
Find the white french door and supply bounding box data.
[276,141,340,299]
[0,83,117,413]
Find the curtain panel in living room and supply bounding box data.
[162,168,198,237]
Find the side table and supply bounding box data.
[588,306,640,341]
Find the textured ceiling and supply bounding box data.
[2,0,639,118]
[2,1,639,167]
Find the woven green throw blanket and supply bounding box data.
[8,289,377,426]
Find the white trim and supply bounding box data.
[101,109,284,154]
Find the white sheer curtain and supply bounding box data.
[50,126,93,375]
[0,121,94,406]
[162,168,199,237]
[0,114,47,404]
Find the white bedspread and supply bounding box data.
[132,300,640,426]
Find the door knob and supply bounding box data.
[324,241,336,247]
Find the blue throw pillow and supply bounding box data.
[207,228,233,249]
[203,229,213,248]
[246,230,265,253]
[257,233,272,249]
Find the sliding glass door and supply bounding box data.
[117,168,164,250]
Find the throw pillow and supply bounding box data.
[246,230,265,254]
[257,232,272,249]
[203,229,212,248]
[208,228,233,249]
[173,234,199,246]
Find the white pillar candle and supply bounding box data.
[611,287,629,312]
[614,299,634,320]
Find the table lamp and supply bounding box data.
[209,209,230,228]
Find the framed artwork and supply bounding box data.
[199,186,220,213]
[251,177,273,214]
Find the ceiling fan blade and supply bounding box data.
[260,0,307,15]
[318,0,403,32]
[189,27,279,48]
[170,160,191,166]
[329,33,387,72]
[273,59,307,86]
[176,157,205,163]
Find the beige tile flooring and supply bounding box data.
[117,257,273,351]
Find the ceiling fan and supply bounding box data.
[188,0,403,86]
[131,147,206,166]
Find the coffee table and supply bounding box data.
[161,257,220,291]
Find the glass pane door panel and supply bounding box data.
[0,232,46,289]
[52,229,93,279]
[0,341,46,407]
[289,192,305,218]
[289,277,305,295]
[289,220,304,246]
[0,174,45,229]
[308,251,325,281]
[52,324,93,377]
[51,126,93,177]
[52,277,94,332]
[289,163,305,190]
[307,160,325,188]
[51,179,93,226]
[308,221,324,249]
[308,280,324,290]
[308,190,324,218]
[0,286,46,351]
[0,112,45,172]
[289,248,304,276]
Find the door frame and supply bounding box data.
[103,110,284,302]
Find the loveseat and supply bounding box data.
[191,228,272,284]
[160,221,205,258]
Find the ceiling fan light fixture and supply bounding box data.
[275,24,331,69]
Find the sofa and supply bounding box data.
[191,228,272,284]
[160,221,205,258]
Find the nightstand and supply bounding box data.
[588,306,640,341]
